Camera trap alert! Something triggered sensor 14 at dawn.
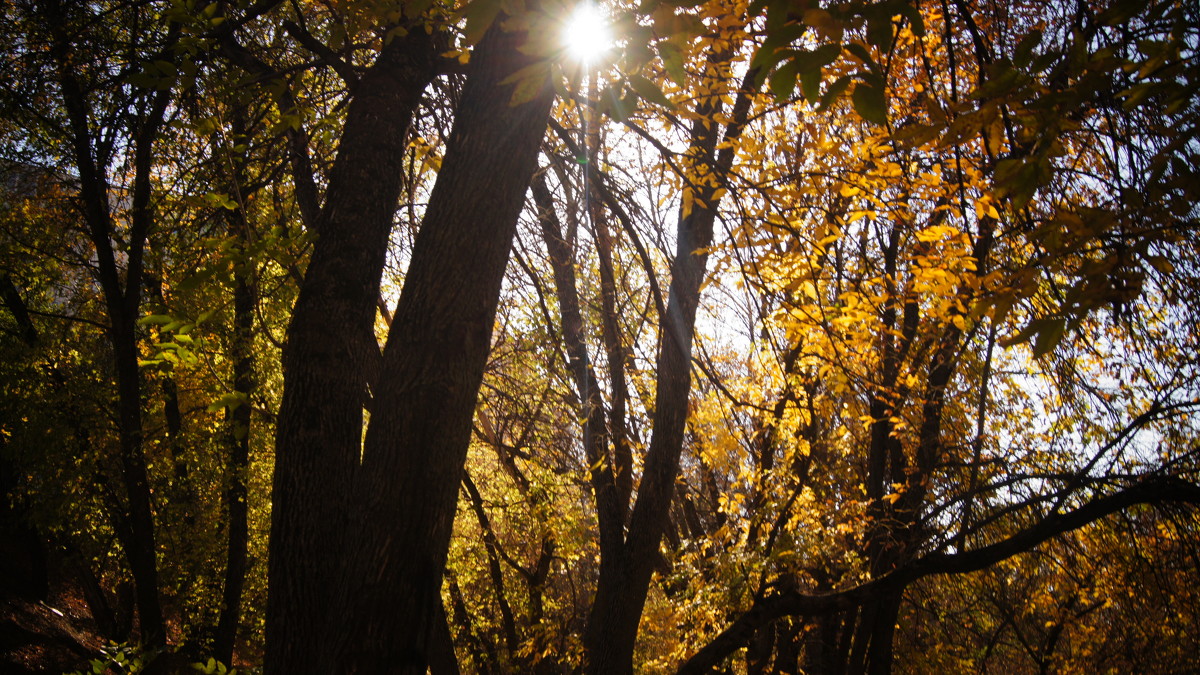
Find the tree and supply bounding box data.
[0,0,189,648]
[3,0,1198,672]
[229,0,560,668]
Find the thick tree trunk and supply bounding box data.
[265,28,438,675]
[319,16,555,671]
[844,591,902,675]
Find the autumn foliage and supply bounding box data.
[1,0,1198,672]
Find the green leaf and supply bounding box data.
[769,60,800,101]
[852,81,888,124]
[799,67,822,102]
[844,42,875,69]
[1014,29,1043,65]
[897,2,925,37]
[972,66,1026,99]
[463,0,504,45]
[175,266,217,293]
[994,156,1048,209]
[1002,316,1066,358]
[890,122,940,147]
[598,85,636,122]
[750,45,794,75]
[1032,317,1066,358]
[407,0,438,18]
[1097,0,1148,25]
[628,74,675,109]
[508,64,551,105]
[755,23,806,67]
[207,392,249,413]
[817,75,853,111]
[806,43,842,70]
[989,291,1018,327]
[867,13,894,52]
[658,41,687,87]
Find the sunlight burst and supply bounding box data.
[563,2,612,65]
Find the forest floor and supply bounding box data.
[0,582,104,674]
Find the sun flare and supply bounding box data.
[563,2,612,65]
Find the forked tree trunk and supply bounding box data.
[44,0,175,642]
[265,27,439,675]
[582,53,758,675]
[319,15,555,671]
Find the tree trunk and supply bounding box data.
[844,591,902,675]
[582,52,758,675]
[214,155,256,663]
[42,0,176,645]
[530,173,624,565]
[265,27,438,675]
[319,15,555,671]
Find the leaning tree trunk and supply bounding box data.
[582,52,759,675]
[264,26,439,675]
[318,15,556,672]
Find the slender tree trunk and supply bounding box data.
[582,52,758,675]
[531,173,624,566]
[462,473,519,661]
[42,0,178,644]
[71,551,121,641]
[215,140,256,663]
[109,320,166,649]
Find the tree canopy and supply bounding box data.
[1,0,1198,672]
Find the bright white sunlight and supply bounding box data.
[562,2,612,64]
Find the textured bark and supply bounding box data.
[428,599,462,675]
[583,192,714,671]
[584,110,633,520]
[264,26,439,675]
[593,208,634,518]
[318,15,555,672]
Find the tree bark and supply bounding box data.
[265,26,439,674]
[318,15,555,672]
[530,173,624,566]
[43,0,176,644]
